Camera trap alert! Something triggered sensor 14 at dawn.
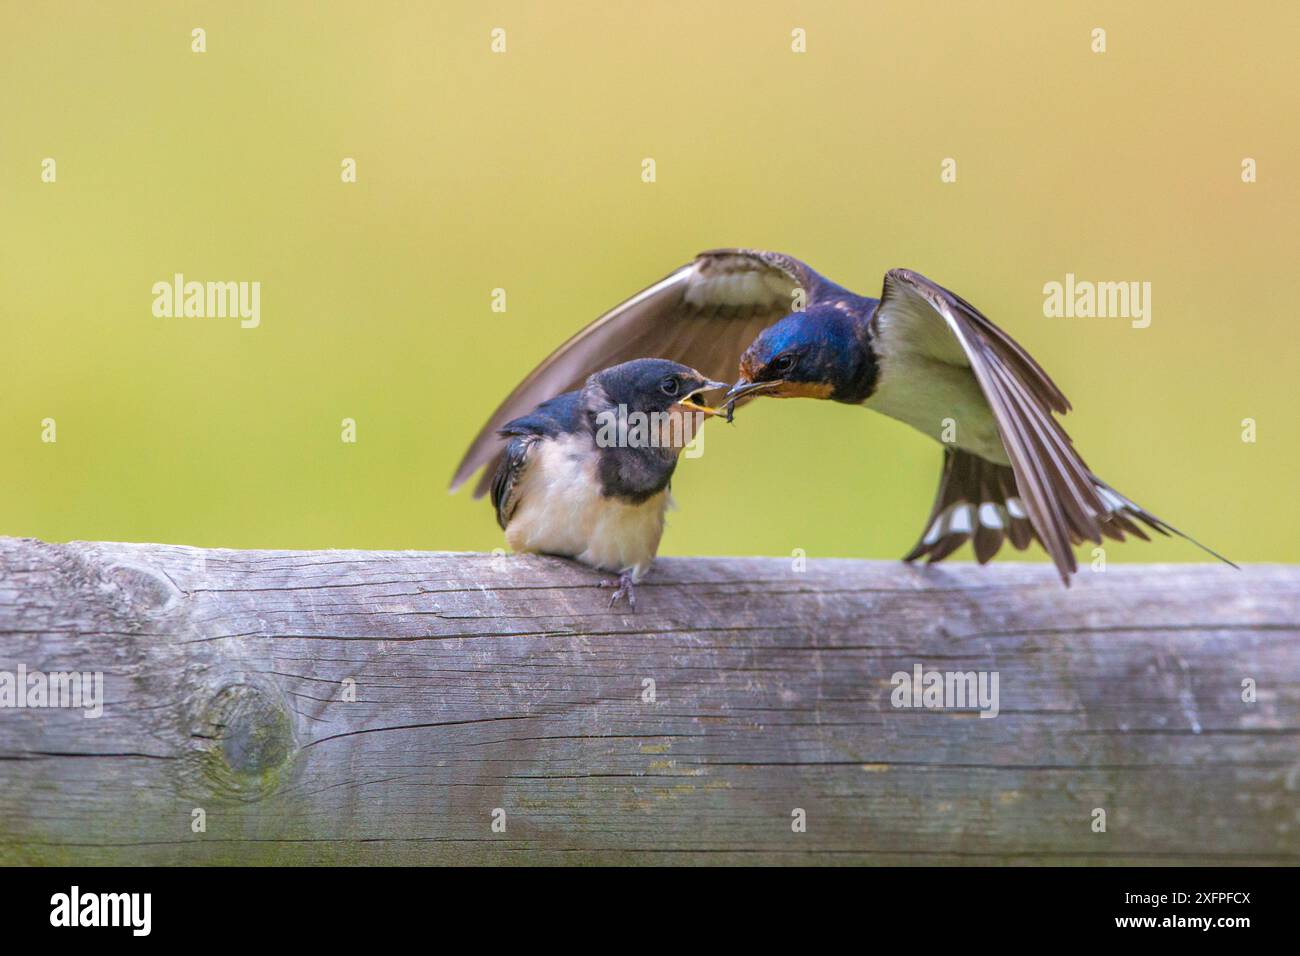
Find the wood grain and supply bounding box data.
[0,537,1296,865]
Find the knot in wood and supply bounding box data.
[104,562,182,613]
[192,683,296,800]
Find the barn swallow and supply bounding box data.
[488,358,725,606]
[454,250,1232,584]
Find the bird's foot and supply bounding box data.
[600,570,637,610]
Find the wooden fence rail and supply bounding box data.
[0,536,1296,865]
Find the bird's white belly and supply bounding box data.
[504,435,670,579]
[863,354,1010,465]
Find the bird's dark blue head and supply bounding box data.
[588,358,726,417]
[727,304,877,406]
[583,358,727,503]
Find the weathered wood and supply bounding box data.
[0,536,1296,865]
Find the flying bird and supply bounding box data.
[454,249,1231,584]
[487,358,725,606]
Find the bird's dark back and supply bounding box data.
[497,389,585,440]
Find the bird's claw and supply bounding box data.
[602,571,637,610]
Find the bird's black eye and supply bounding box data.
[773,354,796,374]
[660,376,680,397]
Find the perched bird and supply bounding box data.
[454,249,1231,584]
[487,358,725,605]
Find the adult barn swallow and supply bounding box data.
[454,250,1230,583]
[488,358,724,605]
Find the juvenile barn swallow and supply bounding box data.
[487,358,725,605]
[454,250,1231,584]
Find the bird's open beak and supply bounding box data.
[722,378,782,423]
[724,378,782,404]
[674,380,728,417]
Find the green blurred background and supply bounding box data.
[2,1,1296,564]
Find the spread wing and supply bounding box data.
[452,249,839,497]
[877,270,1232,582]
[873,269,1114,582]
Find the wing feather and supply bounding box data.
[883,269,1233,580]
[489,435,536,530]
[881,270,1100,581]
[453,249,836,496]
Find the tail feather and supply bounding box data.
[903,450,1237,576]
[1092,478,1239,569]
